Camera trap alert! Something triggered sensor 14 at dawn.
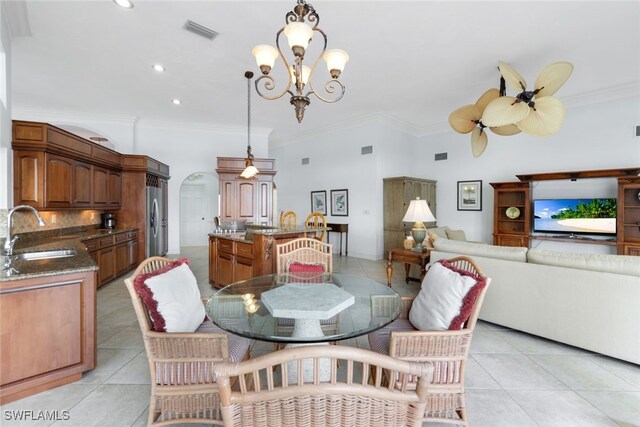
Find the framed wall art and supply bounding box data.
[457,180,482,211]
[310,190,327,215]
[330,189,349,216]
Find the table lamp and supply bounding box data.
[402,197,436,252]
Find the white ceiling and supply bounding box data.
[9,0,640,142]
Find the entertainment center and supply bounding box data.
[491,167,640,255]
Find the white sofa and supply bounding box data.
[430,238,640,365]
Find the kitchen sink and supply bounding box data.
[14,249,77,261]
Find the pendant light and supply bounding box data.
[240,71,258,179]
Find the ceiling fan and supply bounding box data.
[449,61,573,157]
[448,88,520,158]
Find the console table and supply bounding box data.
[326,223,348,256]
[386,248,430,286]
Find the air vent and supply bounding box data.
[636,125,640,136]
[183,20,219,40]
[361,145,373,155]
[301,157,310,165]
[435,152,448,161]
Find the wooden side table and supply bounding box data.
[386,248,430,287]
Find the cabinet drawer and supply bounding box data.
[83,239,98,252]
[236,242,253,258]
[115,232,130,244]
[127,230,137,240]
[219,239,235,253]
[98,236,115,248]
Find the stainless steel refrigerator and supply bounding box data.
[146,186,166,257]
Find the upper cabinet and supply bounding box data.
[12,121,123,210]
[216,157,277,225]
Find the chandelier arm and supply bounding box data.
[308,79,346,104]
[303,27,328,98]
[254,28,294,101]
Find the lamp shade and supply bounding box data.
[240,165,258,179]
[289,65,311,85]
[323,49,349,74]
[402,198,436,223]
[283,22,313,50]
[252,44,279,69]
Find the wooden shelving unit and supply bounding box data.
[618,176,640,255]
[490,181,530,247]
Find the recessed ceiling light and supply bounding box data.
[172,99,181,105]
[152,64,165,72]
[113,0,134,9]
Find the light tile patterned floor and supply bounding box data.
[2,246,639,427]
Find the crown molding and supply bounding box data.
[12,108,138,126]
[2,0,31,38]
[562,81,640,109]
[136,119,272,136]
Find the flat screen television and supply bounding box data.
[533,198,617,236]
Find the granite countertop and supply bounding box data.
[209,226,331,243]
[0,227,137,282]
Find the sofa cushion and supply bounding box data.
[433,238,528,262]
[286,260,326,273]
[134,258,206,333]
[408,260,487,330]
[527,248,640,277]
[445,228,467,241]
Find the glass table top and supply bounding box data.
[206,273,403,344]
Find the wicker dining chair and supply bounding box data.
[213,345,434,427]
[124,257,252,426]
[305,211,327,241]
[368,256,491,427]
[273,238,336,344]
[279,210,298,228]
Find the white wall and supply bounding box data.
[271,96,640,259]
[0,4,12,209]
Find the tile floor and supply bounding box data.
[2,247,639,427]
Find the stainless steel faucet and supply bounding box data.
[3,205,46,256]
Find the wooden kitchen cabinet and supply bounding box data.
[12,121,123,210]
[84,230,138,287]
[0,270,96,404]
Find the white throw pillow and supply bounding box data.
[142,263,206,332]
[409,261,484,330]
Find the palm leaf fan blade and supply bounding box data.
[481,96,530,127]
[535,62,574,97]
[475,88,500,112]
[471,127,488,157]
[490,124,521,136]
[448,105,480,134]
[498,62,527,91]
[516,96,565,136]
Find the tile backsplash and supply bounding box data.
[0,209,102,238]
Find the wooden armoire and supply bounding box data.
[383,177,437,257]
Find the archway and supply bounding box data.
[179,172,218,247]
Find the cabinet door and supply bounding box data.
[108,170,122,207]
[238,182,255,219]
[45,154,73,208]
[13,150,45,208]
[256,181,273,225]
[115,243,129,276]
[92,166,109,206]
[217,252,234,286]
[209,237,218,286]
[235,256,253,282]
[493,235,529,247]
[73,161,92,207]
[220,180,236,219]
[97,247,115,286]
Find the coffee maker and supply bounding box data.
[101,213,117,229]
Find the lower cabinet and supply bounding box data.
[84,230,138,288]
[0,270,96,404]
[209,237,254,288]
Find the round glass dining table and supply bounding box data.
[206,272,403,344]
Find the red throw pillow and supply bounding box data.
[287,261,326,273]
[133,257,191,332]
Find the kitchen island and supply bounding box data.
[209,226,330,288]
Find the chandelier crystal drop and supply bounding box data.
[251,0,349,123]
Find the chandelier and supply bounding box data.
[251,0,349,123]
